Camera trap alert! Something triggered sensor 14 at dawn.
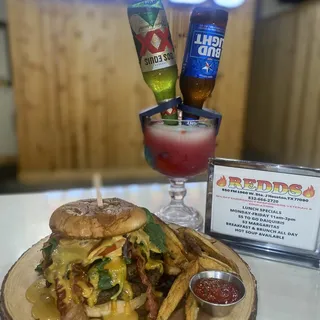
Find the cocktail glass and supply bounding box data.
[143,118,217,230]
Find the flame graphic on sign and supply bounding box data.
[303,186,315,198]
[216,176,227,187]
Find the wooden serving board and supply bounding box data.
[0,236,257,320]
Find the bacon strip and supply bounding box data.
[71,264,92,302]
[63,304,89,320]
[55,276,89,320]
[41,233,61,271]
[55,278,69,316]
[134,250,159,320]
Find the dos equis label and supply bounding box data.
[128,7,177,73]
[182,23,226,79]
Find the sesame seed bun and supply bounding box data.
[49,198,147,239]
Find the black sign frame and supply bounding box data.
[205,158,320,269]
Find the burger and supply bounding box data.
[32,198,174,320]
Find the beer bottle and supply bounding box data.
[127,0,178,122]
[180,7,228,120]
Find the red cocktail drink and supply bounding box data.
[143,118,218,230]
[144,122,216,177]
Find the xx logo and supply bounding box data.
[136,27,173,56]
[163,108,177,115]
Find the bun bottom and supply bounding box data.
[85,294,147,318]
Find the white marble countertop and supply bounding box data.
[0,182,319,319]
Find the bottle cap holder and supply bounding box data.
[139,98,222,136]
[178,104,222,136]
[139,97,182,130]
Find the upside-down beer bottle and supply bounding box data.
[180,7,228,120]
[127,0,178,122]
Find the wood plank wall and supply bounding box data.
[245,0,320,168]
[6,0,256,183]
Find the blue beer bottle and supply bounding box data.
[180,7,228,120]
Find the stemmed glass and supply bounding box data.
[143,118,217,230]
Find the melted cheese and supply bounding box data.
[86,269,100,307]
[105,257,126,300]
[46,237,126,282]
[85,236,126,264]
[104,246,123,259]
[77,281,93,298]
[59,278,73,305]
[26,279,60,320]
[44,239,100,307]
[149,242,161,254]
[87,290,99,308]
[111,300,117,313]
[45,239,98,283]
[102,310,138,320]
[88,268,100,289]
[30,235,160,320]
[45,237,126,302]
[122,281,133,301]
[129,229,162,258]
[26,279,47,303]
[129,230,164,274]
[145,259,164,274]
[154,291,163,298]
[130,230,149,246]
[103,301,138,320]
[129,230,151,259]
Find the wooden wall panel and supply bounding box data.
[6,0,256,182]
[246,1,320,168]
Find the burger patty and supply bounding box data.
[131,282,147,298]
[127,262,138,280]
[96,265,163,305]
[96,285,120,305]
[96,282,146,305]
[146,269,162,286]
[128,262,162,286]
[155,274,176,296]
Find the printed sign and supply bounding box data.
[205,159,320,268]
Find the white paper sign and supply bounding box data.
[211,165,320,251]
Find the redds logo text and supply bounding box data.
[216,176,315,199]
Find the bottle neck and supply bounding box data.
[183,97,204,108]
[154,92,176,105]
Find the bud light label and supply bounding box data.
[181,23,226,79]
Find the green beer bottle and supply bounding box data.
[127,0,178,122]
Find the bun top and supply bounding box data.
[49,198,147,239]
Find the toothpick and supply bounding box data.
[93,172,103,207]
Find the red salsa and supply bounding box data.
[193,278,240,304]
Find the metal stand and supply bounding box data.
[139,98,222,135]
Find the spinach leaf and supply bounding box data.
[35,237,58,274]
[35,263,43,274]
[144,207,154,224]
[41,237,58,258]
[98,271,113,290]
[142,208,167,253]
[95,258,111,271]
[91,258,113,290]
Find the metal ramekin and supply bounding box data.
[189,270,246,317]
